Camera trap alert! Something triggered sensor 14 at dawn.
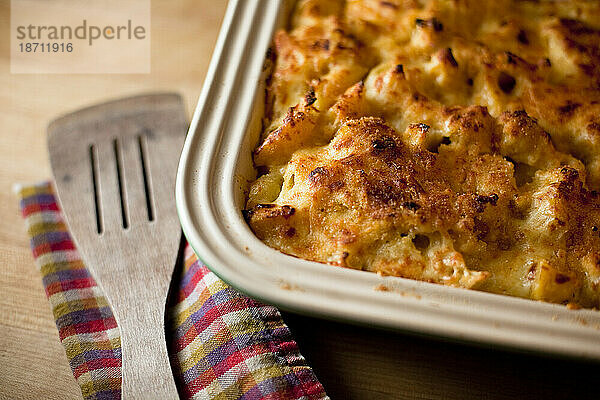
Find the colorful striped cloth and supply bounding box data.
[18,182,327,400]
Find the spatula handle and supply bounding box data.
[109,281,179,399]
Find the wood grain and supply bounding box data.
[0,0,598,399]
[48,94,187,399]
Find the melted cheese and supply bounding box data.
[245,0,600,308]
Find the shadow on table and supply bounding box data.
[282,312,598,400]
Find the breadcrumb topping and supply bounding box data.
[245,0,600,308]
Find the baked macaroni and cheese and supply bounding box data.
[244,0,600,308]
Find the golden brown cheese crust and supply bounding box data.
[245,0,600,308]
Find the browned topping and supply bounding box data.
[588,122,600,133]
[517,29,529,45]
[380,1,398,9]
[496,238,511,251]
[366,182,406,207]
[329,181,344,190]
[506,52,517,65]
[285,227,296,237]
[403,201,421,211]
[441,48,458,67]
[560,18,595,36]
[280,205,295,217]
[474,194,497,212]
[473,218,490,240]
[250,205,296,219]
[415,18,443,32]
[311,39,330,51]
[305,89,317,106]
[579,63,595,76]
[410,123,430,133]
[527,263,537,280]
[371,136,396,151]
[248,0,600,308]
[412,234,430,250]
[555,273,571,284]
[557,101,581,116]
[497,72,516,93]
[309,166,327,180]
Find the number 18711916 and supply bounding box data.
[19,42,73,52]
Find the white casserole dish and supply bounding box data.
[175,0,600,360]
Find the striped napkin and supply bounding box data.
[18,181,327,400]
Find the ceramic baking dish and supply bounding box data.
[175,0,600,360]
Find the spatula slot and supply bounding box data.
[137,133,155,221]
[89,144,103,234]
[112,139,129,229]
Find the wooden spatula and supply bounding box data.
[48,94,187,399]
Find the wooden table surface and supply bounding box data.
[0,1,598,399]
